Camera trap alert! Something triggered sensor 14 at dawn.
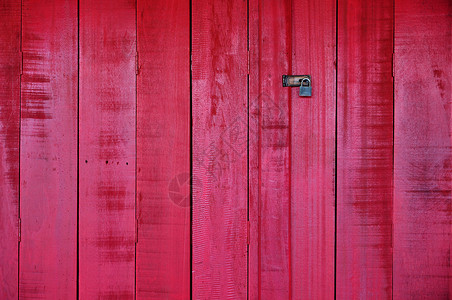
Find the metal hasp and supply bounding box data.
[282,75,312,97]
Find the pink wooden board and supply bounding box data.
[249,1,292,298]
[337,0,394,298]
[393,0,451,298]
[0,0,20,298]
[290,0,336,298]
[192,0,248,298]
[136,0,191,298]
[249,1,336,298]
[79,0,136,298]
[19,0,78,298]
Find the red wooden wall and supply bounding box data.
[0,0,450,299]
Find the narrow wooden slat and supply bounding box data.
[291,0,336,298]
[136,0,190,298]
[192,0,248,298]
[0,0,20,298]
[393,0,451,298]
[19,0,77,298]
[248,1,259,297]
[337,0,394,298]
[79,0,136,298]
[249,1,291,298]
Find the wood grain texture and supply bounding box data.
[19,0,77,298]
[393,0,451,298]
[249,1,291,298]
[337,0,394,298]
[0,0,20,298]
[79,0,136,298]
[290,0,336,298]
[249,1,336,298]
[136,0,190,298]
[191,0,248,298]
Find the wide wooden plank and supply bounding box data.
[136,0,190,298]
[249,1,291,298]
[19,0,77,298]
[337,0,394,298]
[249,1,335,298]
[393,0,451,298]
[191,0,248,298]
[79,0,136,298]
[0,0,20,298]
[290,0,336,298]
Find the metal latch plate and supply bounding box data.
[282,75,311,87]
[283,75,311,87]
[283,75,312,97]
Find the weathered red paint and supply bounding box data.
[337,0,394,298]
[0,1,450,299]
[0,1,20,298]
[249,1,336,298]
[249,1,292,299]
[19,0,78,298]
[136,0,190,298]
[290,0,336,298]
[249,1,291,298]
[393,0,451,298]
[79,0,136,298]
[191,0,248,298]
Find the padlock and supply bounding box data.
[299,78,312,97]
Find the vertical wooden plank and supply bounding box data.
[79,0,136,298]
[136,0,190,298]
[291,0,336,298]
[0,0,20,298]
[249,1,291,298]
[249,1,336,298]
[337,0,394,298]
[248,1,259,297]
[393,0,451,298]
[192,0,248,298]
[19,0,77,298]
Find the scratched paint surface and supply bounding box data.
[192,0,248,298]
[19,0,78,298]
[136,0,190,299]
[337,0,394,298]
[393,0,451,298]
[79,0,136,298]
[0,0,20,298]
